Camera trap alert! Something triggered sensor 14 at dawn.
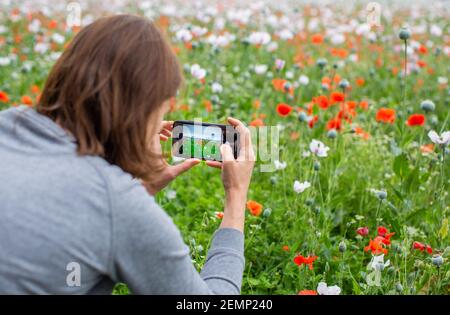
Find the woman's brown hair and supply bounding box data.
[37,14,182,181]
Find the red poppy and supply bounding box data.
[293,255,318,270]
[377,226,388,237]
[308,115,318,128]
[0,90,9,103]
[418,45,427,54]
[364,239,388,255]
[355,78,365,87]
[420,143,434,154]
[298,290,318,295]
[313,95,329,109]
[376,108,395,124]
[249,118,264,127]
[354,127,370,140]
[326,117,342,131]
[330,92,345,103]
[311,34,324,44]
[413,241,433,254]
[276,103,293,117]
[246,200,263,216]
[359,100,369,110]
[406,114,425,127]
[215,212,224,219]
[21,95,33,106]
[356,227,369,236]
[282,245,290,252]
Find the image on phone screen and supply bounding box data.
[173,123,223,161]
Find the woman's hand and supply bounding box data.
[206,117,255,232]
[144,121,200,195]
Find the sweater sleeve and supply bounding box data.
[108,178,245,295]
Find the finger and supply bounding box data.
[227,117,254,161]
[205,161,222,169]
[162,121,174,130]
[169,158,200,177]
[160,128,172,139]
[220,143,235,162]
[160,134,169,141]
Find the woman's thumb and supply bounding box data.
[220,143,234,162]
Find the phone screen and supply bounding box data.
[172,122,224,161]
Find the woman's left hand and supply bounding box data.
[144,121,200,195]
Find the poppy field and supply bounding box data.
[0,0,449,295]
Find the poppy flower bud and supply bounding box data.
[338,79,350,89]
[395,283,403,292]
[398,27,411,40]
[338,241,347,253]
[298,111,307,122]
[327,129,338,139]
[313,161,320,171]
[420,100,435,113]
[270,176,278,185]
[431,255,443,267]
[377,190,387,200]
[316,58,327,68]
[263,208,272,218]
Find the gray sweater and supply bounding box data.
[0,106,245,294]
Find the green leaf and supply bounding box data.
[440,218,449,240]
[404,167,419,193]
[393,153,410,179]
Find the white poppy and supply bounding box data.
[293,180,311,193]
[317,282,341,295]
[190,64,206,80]
[299,75,309,85]
[248,31,271,46]
[309,139,330,157]
[176,29,193,42]
[211,82,223,93]
[428,130,450,146]
[274,160,287,170]
[254,64,268,75]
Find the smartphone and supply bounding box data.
[172,120,239,162]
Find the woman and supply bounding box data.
[0,14,254,294]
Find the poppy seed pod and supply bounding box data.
[313,161,320,171]
[398,27,411,40]
[395,283,403,292]
[270,176,278,185]
[283,82,292,92]
[316,58,327,68]
[327,129,338,139]
[338,241,347,253]
[298,111,307,122]
[431,255,443,267]
[377,190,387,200]
[338,79,350,89]
[263,208,272,218]
[420,100,435,112]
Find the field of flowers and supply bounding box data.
[0,0,449,295]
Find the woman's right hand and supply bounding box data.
[206,117,255,232]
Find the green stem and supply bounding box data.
[403,40,408,107]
